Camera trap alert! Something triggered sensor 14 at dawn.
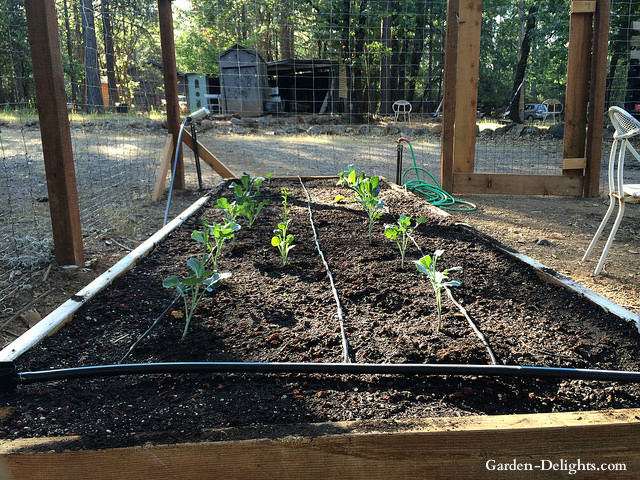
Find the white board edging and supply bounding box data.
[0,195,212,362]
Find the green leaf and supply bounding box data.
[271,236,281,247]
[348,169,356,185]
[191,230,207,243]
[187,257,203,276]
[333,194,346,203]
[216,197,230,209]
[162,275,180,288]
[182,275,200,286]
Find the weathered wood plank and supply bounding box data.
[181,130,236,179]
[585,0,611,197]
[158,0,184,189]
[563,6,593,177]
[562,157,587,170]
[452,0,482,174]
[571,0,596,13]
[151,134,174,201]
[453,173,584,196]
[24,0,84,266]
[2,409,639,479]
[440,0,459,192]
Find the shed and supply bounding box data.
[218,44,269,116]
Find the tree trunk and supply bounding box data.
[80,0,103,112]
[508,5,537,124]
[605,52,619,110]
[101,0,119,107]
[279,2,294,60]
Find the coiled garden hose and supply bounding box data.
[397,137,476,212]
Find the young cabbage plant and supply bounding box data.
[191,221,240,271]
[230,172,266,201]
[237,197,270,228]
[336,166,385,244]
[215,197,242,223]
[163,258,231,340]
[415,249,462,332]
[385,215,426,268]
[271,188,295,265]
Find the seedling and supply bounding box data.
[191,221,240,271]
[163,258,230,340]
[336,166,385,244]
[230,172,266,201]
[415,249,462,332]
[271,188,295,265]
[237,197,270,228]
[216,197,242,223]
[385,215,426,268]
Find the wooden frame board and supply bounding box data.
[453,173,584,196]
[2,409,639,479]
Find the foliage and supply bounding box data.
[384,214,426,268]
[191,220,240,272]
[230,173,270,228]
[216,197,242,223]
[163,258,230,340]
[415,249,462,332]
[336,166,385,244]
[271,188,294,265]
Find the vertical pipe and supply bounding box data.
[158,0,184,190]
[24,0,84,266]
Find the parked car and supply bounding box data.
[523,103,547,121]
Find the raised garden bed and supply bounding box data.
[1,177,640,477]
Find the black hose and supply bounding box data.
[298,177,352,363]
[12,361,640,385]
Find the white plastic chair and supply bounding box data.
[392,100,412,123]
[582,106,640,275]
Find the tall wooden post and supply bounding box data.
[452,0,482,174]
[585,0,611,197]
[563,1,593,178]
[158,0,184,190]
[24,0,84,266]
[440,0,459,193]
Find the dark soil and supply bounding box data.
[2,179,640,451]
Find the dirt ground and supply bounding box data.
[1,130,640,349]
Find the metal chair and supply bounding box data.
[392,100,412,123]
[582,106,640,275]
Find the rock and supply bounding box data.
[230,117,243,126]
[200,119,214,131]
[358,125,370,135]
[536,238,554,246]
[232,126,246,135]
[273,128,286,136]
[427,123,442,135]
[548,123,564,139]
[285,126,299,134]
[386,124,400,135]
[25,119,38,127]
[307,125,326,135]
[521,126,542,136]
[412,127,427,136]
[370,126,386,136]
[399,125,413,136]
[20,309,42,328]
[505,124,526,138]
[331,125,347,135]
[241,117,259,128]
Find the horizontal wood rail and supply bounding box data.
[453,173,584,196]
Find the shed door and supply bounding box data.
[223,66,263,115]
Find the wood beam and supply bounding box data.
[453,173,584,196]
[181,131,236,179]
[2,409,639,479]
[452,0,482,174]
[158,0,184,189]
[563,7,593,178]
[24,0,84,266]
[151,134,174,201]
[585,0,611,197]
[440,0,459,192]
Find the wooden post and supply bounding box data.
[24,0,84,266]
[563,1,594,178]
[585,0,611,197]
[452,0,482,174]
[440,0,459,192]
[158,0,184,190]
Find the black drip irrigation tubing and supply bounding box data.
[4,362,640,388]
[298,177,352,363]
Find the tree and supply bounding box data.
[508,4,536,123]
[80,0,103,112]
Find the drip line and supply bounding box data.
[5,362,640,387]
[298,177,351,363]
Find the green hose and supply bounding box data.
[400,139,476,212]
